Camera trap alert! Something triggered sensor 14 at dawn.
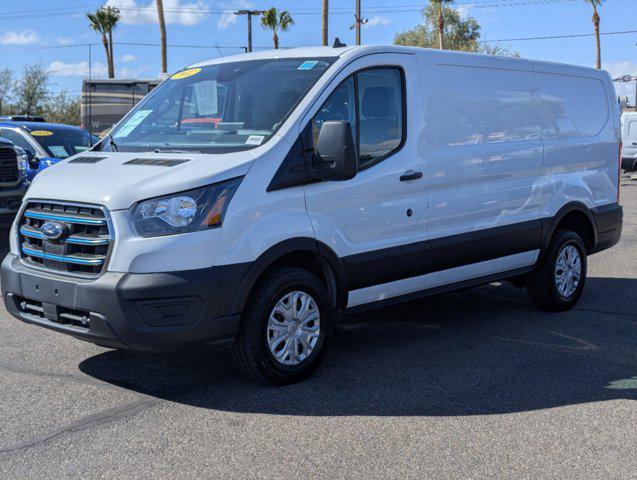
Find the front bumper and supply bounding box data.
[1,254,249,351]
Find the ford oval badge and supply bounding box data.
[40,221,66,240]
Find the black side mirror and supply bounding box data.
[26,151,39,169]
[315,121,358,181]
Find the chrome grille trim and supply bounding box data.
[18,200,113,276]
[21,244,106,266]
[20,225,110,245]
[24,209,107,225]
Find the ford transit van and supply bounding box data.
[1,46,623,384]
[621,111,637,170]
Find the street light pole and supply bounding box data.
[235,10,265,52]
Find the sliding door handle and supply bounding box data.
[400,170,423,182]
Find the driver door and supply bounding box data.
[302,53,428,305]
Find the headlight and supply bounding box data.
[15,148,28,171]
[17,154,28,171]
[131,177,242,237]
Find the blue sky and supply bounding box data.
[0,0,635,101]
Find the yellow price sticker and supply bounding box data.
[171,68,201,80]
[30,130,54,136]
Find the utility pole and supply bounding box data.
[322,0,329,46]
[235,10,265,53]
[349,0,368,45]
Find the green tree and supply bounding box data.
[87,7,121,78]
[260,7,295,49]
[0,67,13,116]
[583,0,604,69]
[14,64,50,116]
[394,5,516,56]
[43,90,81,126]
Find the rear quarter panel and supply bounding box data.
[533,62,621,216]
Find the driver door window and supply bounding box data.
[311,77,356,150]
[311,67,404,170]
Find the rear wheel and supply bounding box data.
[231,267,333,385]
[527,230,587,311]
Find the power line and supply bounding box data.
[0,0,584,21]
[483,29,637,43]
[2,28,637,55]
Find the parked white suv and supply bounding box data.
[1,46,623,384]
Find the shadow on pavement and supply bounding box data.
[79,277,637,416]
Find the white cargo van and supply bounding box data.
[1,46,622,384]
[621,111,637,170]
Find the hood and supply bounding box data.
[25,151,256,210]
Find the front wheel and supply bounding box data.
[231,267,333,385]
[527,230,587,311]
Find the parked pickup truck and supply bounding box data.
[0,121,98,181]
[0,137,28,234]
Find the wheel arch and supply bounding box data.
[541,202,597,257]
[231,238,349,315]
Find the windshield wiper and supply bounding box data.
[153,148,202,154]
[107,134,118,152]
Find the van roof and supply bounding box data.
[190,45,410,67]
[189,45,610,79]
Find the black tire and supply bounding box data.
[527,229,587,311]
[231,266,333,385]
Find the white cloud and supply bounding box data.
[0,29,40,45]
[604,61,637,101]
[121,53,137,63]
[218,0,254,29]
[48,60,149,78]
[48,61,108,77]
[364,15,390,29]
[456,5,473,18]
[105,0,210,26]
[56,36,75,46]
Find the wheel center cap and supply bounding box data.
[288,320,300,336]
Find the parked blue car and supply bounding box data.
[0,121,99,180]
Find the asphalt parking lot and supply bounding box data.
[0,175,635,479]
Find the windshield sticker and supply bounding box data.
[298,61,319,71]
[246,135,265,146]
[30,130,53,136]
[171,67,201,80]
[48,146,69,158]
[114,109,153,138]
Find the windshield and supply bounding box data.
[107,57,337,153]
[29,128,97,158]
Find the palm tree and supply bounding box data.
[583,0,604,69]
[260,7,295,50]
[322,0,329,46]
[431,0,454,50]
[87,7,120,78]
[156,0,168,75]
[104,7,120,77]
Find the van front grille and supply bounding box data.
[0,149,19,183]
[18,201,112,276]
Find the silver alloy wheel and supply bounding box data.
[267,290,321,366]
[554,244,582,298]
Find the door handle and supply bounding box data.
[400,170,423,182]
[632,142,637,146]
